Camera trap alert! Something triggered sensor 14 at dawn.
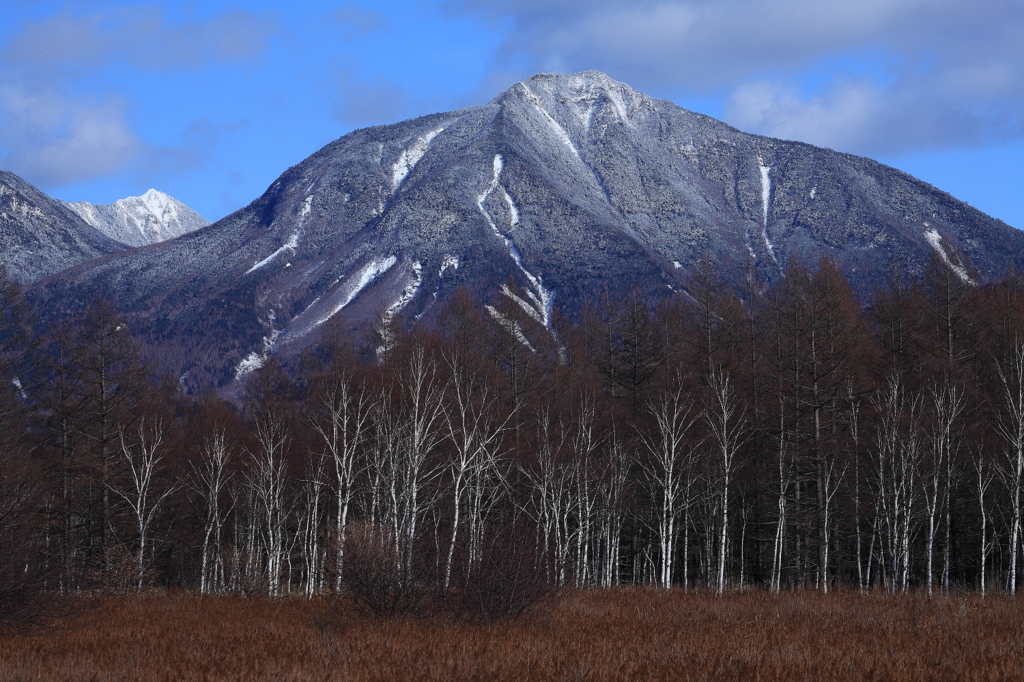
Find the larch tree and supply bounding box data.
[61,299,149,581]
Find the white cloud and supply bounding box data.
[0,84,140,185]
[0,7,276,188]
[2,8,276,71]
[724,73,1020,156]
[453,0,1024,154]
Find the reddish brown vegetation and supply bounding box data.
[1,590,1023,681]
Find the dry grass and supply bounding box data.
[2,588,1024,681]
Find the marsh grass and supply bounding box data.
[1,588,1023,681]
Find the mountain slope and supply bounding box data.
[0,171,128,285]
[28,71,1024,389]
[64,189,209,247]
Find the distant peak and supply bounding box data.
[62,188,208,248]
[135,188,170,216]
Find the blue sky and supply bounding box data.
[2,0,1022,229]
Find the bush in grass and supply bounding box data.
[445,522,559,623]
[340,524,435,619]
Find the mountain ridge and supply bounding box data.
[64,189,209,248]
[26,71,1024,390]
[0,170,128,285]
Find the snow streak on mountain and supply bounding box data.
[26,71,1024,389]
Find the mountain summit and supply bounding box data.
[64,189,209,247]
[29,71,1024,389]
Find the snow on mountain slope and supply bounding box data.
[65,189,208,247]
[0,171,127,285]
[28,71,1024,391]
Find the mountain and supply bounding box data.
[28,71,1024,390]
[0,170,128,285]
[64,189,209,248]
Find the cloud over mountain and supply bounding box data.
[452,0,1024,155]
[0,7,277,188]
[27,72,1024,391]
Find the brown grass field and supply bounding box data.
[1,588,1023,681]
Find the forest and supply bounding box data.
[4,248,1024,632]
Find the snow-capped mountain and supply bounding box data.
[28,71,1024,390]
[64,189,208,248]
[0,171,127,285]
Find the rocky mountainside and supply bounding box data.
[64,189,209,248]
[28,71,1024,390]
[0,171,128,285]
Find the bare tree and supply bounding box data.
[704,368,749,594]
[111,418,179,591]
[0,428,66,632]
[63,300,148,576]
[591,288,663,416]
[309,372,371,591]
[299,449,328,596]
[245,415,291,596]
[440,353,512,592]
[594,433,628,587]
[846,381,867,592]
[921,379,964,595]
[995,341,1024,595]
[974,450,996,596]
[639,379,699,588]
[190,430,233,594]
[871,374,923,592]
[569,397,599,586]
[395,348,447,584]
[523,410,574,586]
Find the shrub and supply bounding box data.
[445,522,559,623]
[340,524,435,619]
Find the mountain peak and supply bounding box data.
[64,190,208,248]
[139,188,171,215]
[523,70,626,90]
[492,70,649,124]
[27,72,1024,390]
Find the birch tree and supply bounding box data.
[394,348,447,584]
[921,379,964,595]
[245,415,290,596]
[111,418,178,591]
[638,380,699,588]
[523,410,574,586]
[704,369,749,594]
[308,372,371,591]
[299,450,327,596]
[190,430,233,594]
[440,355,511,592]
[594,434,628,587]
[995,341,1024,595]
[872,374,923,592]
[974,451,995,596]
[569,398,599,586]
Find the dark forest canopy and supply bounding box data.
[5,249,1024,625]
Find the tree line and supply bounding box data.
[5,248,1024,617]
